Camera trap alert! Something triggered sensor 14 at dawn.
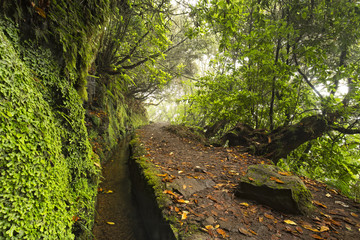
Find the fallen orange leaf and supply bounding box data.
[351,212,359,217]
[157,173,167,177]
[278,171,292,176]
[313,200,327,208]
[177,199,190,204]
[264,213,274,220]
[248,177,255,181]
[207,195,217,202]
[163,190,177,197]
[270,176,284,184]
[311,234,323,239]
[249,229,257,235]
[295,226,303,234]
[216,228,228,238]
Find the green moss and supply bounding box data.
[130,136,169,208]
[0,20,98,239]
[2,0,110,100]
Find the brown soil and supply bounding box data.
[136,123,360,240]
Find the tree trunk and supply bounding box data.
[223,115,328,164]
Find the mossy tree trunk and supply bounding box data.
[223,115,328,164]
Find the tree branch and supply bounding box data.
[105,37,188,75]
[330,125,360,134]
[293,53,324,99]
[115,31,150,66]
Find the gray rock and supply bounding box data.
[202,216,216,226]
[218,220,234,232]
[169,177,215,198]
[235,164,314,215]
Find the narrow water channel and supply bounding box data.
[93,137,148,240]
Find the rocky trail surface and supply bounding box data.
[136,123,360,240]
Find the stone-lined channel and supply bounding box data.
[93,137,175,240]
[93,137,148,240]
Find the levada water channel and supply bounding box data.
[93,137,175,240]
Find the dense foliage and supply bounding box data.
[0,20,99,239]
[175,0,360,197]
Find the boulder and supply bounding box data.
[235,164,314,215]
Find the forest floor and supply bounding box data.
[136,123,360,240]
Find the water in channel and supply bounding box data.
[93,137,148,240]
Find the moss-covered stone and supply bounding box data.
[236,164,314,215]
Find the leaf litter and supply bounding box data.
[136,123,360,239]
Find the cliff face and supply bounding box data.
[0,1,147,238]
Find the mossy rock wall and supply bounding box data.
[0,20,99,239]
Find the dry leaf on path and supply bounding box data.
[313,200,327,208]
[278,171,292,176]
[284,219,297,225]
[302,224,320,232]
[238,227,253,236]
[270,176,284,184]
[177,199,190,204]
[249,229,257,235]
[240,202,249,207]
[264,213,275,220]
[156,173,167,177]
[311,234,323,239]
[163,190,177,197]
[351,212,359,217]
[205,225,213,230]
[181,211,188,220]
[295,226,303,234]
[216,228,228,238]
[319,226,329,232]
[107,222,115,225]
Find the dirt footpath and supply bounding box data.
[136,123,360,240]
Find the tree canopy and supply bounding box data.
[171,0,360,194]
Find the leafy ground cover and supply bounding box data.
[135,123,360,239]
